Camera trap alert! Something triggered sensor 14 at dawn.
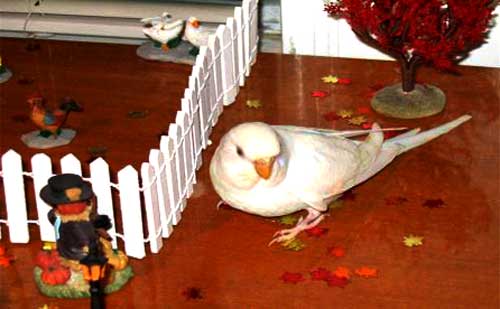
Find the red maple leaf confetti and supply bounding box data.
[384,130,403,139]
[337,77,352,85]
[280,272,305,284]
[355,266,378,278]
[0,245,14,268]
[361,122,374,129]
[182,287,203,300]
[385,196,409,206]
[311,90,329,98]
[357,106,371,114]
[323,111,341,122]
[423,198,445,209]
[327,274,350,288]
[310,267,332,281]
[333,266,351,279]
[327,245,346,258]
[305,226,329,238]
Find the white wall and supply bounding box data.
[281,0,500,68]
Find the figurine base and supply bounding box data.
[371,83,446,119]
[34,265,134,298]
[0,68,12,84]
[21,129,76,149]
[136,41,197,65]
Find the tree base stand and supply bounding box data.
[371,83,446,119]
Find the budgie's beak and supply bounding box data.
[190,20,200,28]
[254,157,276,180]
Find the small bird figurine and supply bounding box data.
[210,115,471,245]
[183,16,217,55]
[142,12,185,52]
[28,94,82,138]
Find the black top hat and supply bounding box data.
[40,174,94,206]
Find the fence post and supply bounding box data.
[191,60,210,149]
[209,32,224,119]
[117,165,146,259]
[31,153,55,242]
[218,23,237,105]
[89,158,118,248]
[181,95,198,184]
[60,153,82,176]
[149,149,174,238]
[168,123,188,212]
[1,150,29,243]
[186,84,203,170]
[249,0,259,66]
[140,162,163,254]
[234,7,247,86]
[176,110,194,198]
[160,136,182,225]
[242,0,252,76]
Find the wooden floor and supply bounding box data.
[0,38,499,308]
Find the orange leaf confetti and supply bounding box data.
[311,90,329,98]
[355,266,378,278]
[327,245,346,257]
[334,266,351,279]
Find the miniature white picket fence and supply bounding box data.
[0,0,259,259]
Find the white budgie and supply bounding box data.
[209,115,472,245]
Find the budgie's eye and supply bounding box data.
[236,146,244,157]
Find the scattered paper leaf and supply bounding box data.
[17,76,34,85]
[182,287,203,300]
[246,99,262,108]
[310,267,331,281]
[328,199,344,210]
[361,121,374,129]
[311,90,329,98]
[337,77,352,85]
[280,272,305,284]
[0,245,14,268]
[321,75,339,84]
[278,215,299,226]
[127,110,150,119]
[423,198,445,209]
[355,266,378,278]
[305,226,329,238]
[42,242,57,251]
[327,245,346,258]
[385,196,409,206]
[333,266,351,279]
[403,235,424,247]
[348,115,368,126]
[282,238,306,251]
[357,106,371,114]
[327,275,350,288]
[340,189,356,201]
[337,109,354,118]
[323,111,341,122]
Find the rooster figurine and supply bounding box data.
[28,94,82,138]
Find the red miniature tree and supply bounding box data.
[325,0,496,93]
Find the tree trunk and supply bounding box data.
[400,58,417,92]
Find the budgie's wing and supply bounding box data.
[273,125,407,139]
[43,113,56,126]
[277,128,361,212]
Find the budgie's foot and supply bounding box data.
[269,208,325,246]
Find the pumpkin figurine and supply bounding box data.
[33,173,133,298]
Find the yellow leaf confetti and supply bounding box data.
[246,99,262,109]
[42,242,56,251]
[348,115,368,126]
[282,238,306,251]
[337,109,354,118]
[403,235,424,247]
[321,75,339,84]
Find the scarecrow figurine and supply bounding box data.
[33,173,133,299]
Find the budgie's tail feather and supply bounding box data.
[388,115,472,154]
